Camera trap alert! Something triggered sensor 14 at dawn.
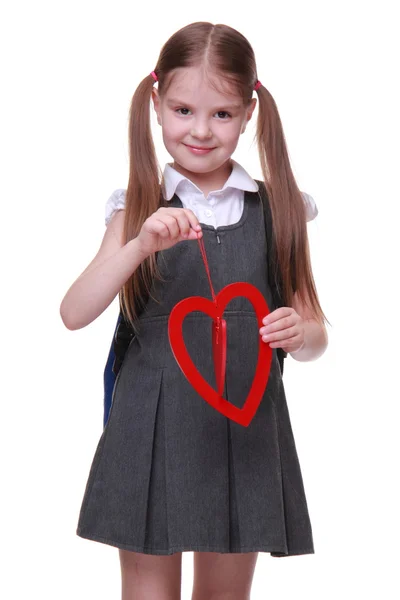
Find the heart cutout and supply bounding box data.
[168,282,272,427]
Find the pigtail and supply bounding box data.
[255,84,329,328]
[119,74,165,332]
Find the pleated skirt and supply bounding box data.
[76,314,315,556]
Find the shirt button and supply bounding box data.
[205,209,213,217]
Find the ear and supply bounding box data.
[241,98,257,134]
[152,88,162,126]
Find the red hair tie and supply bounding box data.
[150,70,158,82]
[254,80,262,91]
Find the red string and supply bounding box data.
[197,236,222,344]
[197,236,216,303]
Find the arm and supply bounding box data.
[289,290,328,362]
[59,210,148,330]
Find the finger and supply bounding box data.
[261,313,296,333]
[177,216,203,239]
[155,215,180,239]
[269,335,303,349]
[260,324,299,343]
[148,218,175,240]
[188,226,203,239]
[182,208,202,232]
[158,208,202,237]
[161,207,202,237]
[175,213,196,238]
[155,214,201,242]
[262,307,293,326]
[146,218,170,238]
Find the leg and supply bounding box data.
[191,551,259,600]
[119,549,183,600]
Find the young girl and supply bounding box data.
[61,21,328,600]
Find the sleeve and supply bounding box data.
[105,189,126,226]
[301,191,318,222]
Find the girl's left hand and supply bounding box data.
[259,307,305,353]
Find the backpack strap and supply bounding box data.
[256,180,288,375]
[103,308,137,427]
[112,310,135,376]
[103,314,120,428]
[111,254,158,378]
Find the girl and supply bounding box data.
[61,21,328,600]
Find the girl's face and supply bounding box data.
[152,66,257,180]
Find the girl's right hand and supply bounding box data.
[136,207,203,257]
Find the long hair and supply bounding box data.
[120,21,329,331]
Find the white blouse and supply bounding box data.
[105,159,318,227]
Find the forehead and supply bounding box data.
[163,66,243,107]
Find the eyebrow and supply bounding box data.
[167,98,242,110]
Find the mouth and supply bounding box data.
[183,143,216,154]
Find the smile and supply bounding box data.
[183,144,216,155]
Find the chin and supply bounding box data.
[180,161,220,174]
[173,149,230,172]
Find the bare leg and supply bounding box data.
[119,549,183,600]
[191,551,259,600]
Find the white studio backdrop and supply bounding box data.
[1,0,399,598]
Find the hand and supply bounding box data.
[259,307,305,353]
[136,207,203,257]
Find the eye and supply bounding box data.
[215,111,231,119]
[176,108,192,116]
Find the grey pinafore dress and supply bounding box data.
[76,187,315,556]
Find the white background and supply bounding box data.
[2,0,399,598]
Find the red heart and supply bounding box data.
[168,282,272,427]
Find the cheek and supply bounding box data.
[221,126,242,148]
[162,120,187,142]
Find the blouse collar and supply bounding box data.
[162,159,259,200]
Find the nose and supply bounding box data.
[190,119,212,140]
